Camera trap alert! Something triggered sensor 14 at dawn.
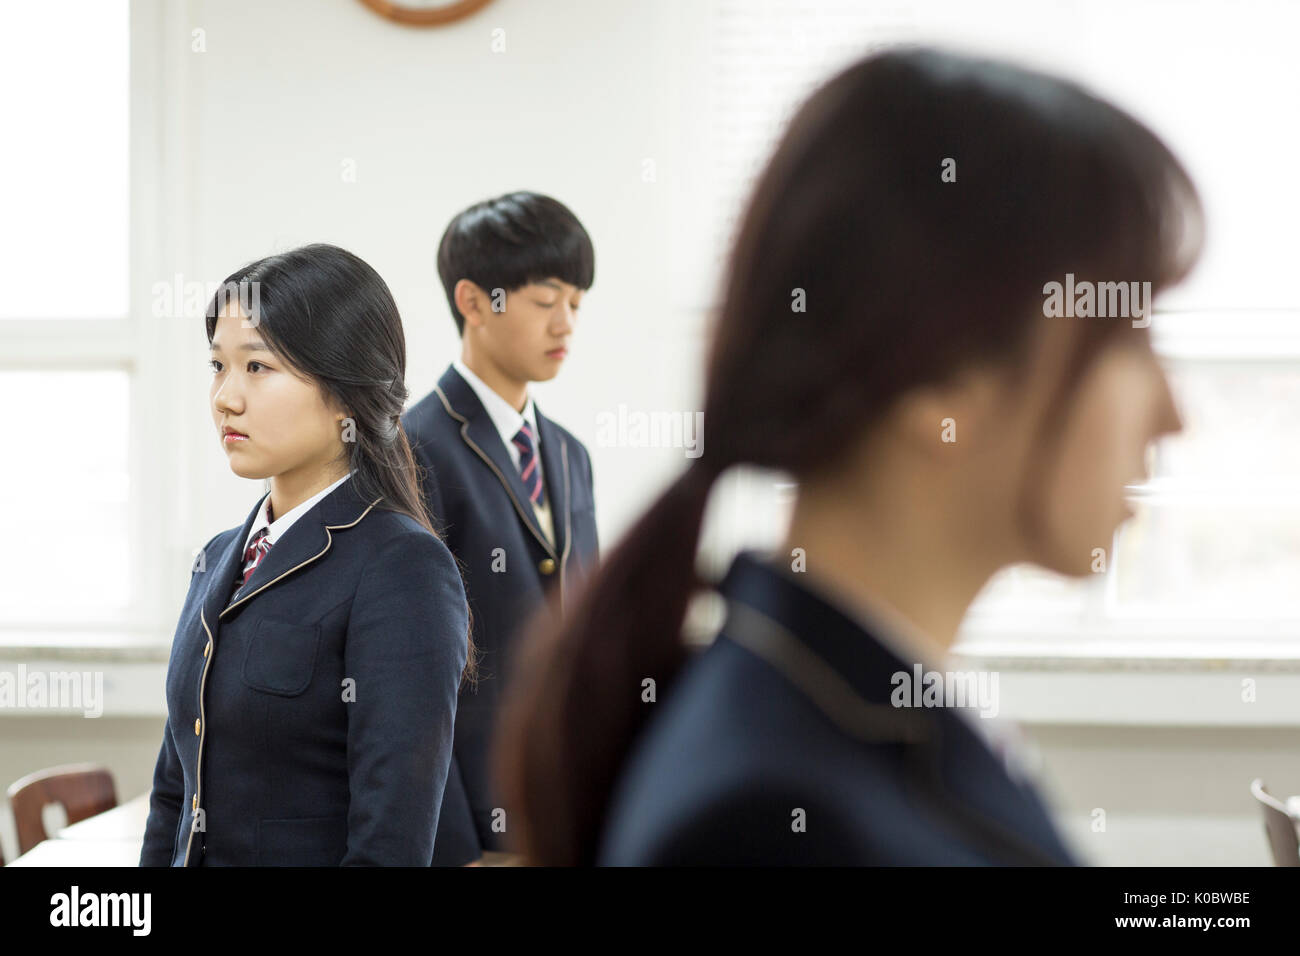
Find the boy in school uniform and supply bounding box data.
[402,191,599,866]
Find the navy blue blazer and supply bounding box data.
[597,552,1079,865]
[139,475,468,866]
[402,364,599,864]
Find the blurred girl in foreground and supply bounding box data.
[498,48,1202,865]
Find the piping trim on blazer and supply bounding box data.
[219,497,382,619]
[721,595,1067,866]
[179,495,381,866]
[432,381,574,568]
[182,606,217,867]
[558,440,572,616]
[723,600,927,744]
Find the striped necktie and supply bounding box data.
[512,422,543,505]
[235,527,273,594]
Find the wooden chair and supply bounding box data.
[1250,778,1300,866]
[7,764,117,858]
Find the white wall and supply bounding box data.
[1036,725,1300,866]
[167,0,700,557]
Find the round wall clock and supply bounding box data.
[357,0,498,27]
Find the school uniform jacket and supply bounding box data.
[597,551,1080,865]
[402,364,599,864]
[139,475,468,866]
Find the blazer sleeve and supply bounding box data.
[140,531,221,867]
[139,724,184,866]
[431,752,483,866]
[341,531,469,865]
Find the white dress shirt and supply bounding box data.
[452,359,555,546]
[242,471,354,555]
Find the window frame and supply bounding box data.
[0,0,183,647]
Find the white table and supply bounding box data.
[55,793,149,841]
[7,792,148,867]
[7,838,142,867]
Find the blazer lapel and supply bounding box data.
[199,494,266,634]
[434,365,557,560]
[719,553,1074,866]
[534,408,570,562]
[924,711,1077,864]
[198,477,380,628]
[222,501,332,618]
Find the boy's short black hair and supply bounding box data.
[437,191,595,335]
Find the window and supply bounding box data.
[679,0,1300,656]
[0,2,140,633]
[0,372,132,618]
[0,2,129,319]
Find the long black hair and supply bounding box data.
[495,47,1202,864]
[204,242,476,680]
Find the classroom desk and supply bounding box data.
[56,792,150,841]
[7,837,143,866]
[7,792,149,867]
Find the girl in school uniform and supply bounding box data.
[140,243,472,866]
[495,48,1204,865]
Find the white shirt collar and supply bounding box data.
[453,359,541,459]
[243,471,353,554]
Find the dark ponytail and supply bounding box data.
[496,47,1202,864]
[500,462,720,865]
[204,243,477,682]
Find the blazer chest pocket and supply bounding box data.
[241,617,321,697]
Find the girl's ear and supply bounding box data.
[322,388,350,420]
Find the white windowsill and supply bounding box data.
[1,627,1298,726]
[0,632,170,662]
